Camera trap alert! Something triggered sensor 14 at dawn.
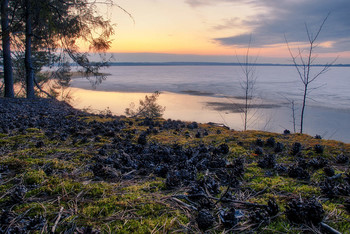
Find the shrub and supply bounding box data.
[125,92,165,119]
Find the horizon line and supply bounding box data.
[106,61,350,67]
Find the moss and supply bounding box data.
[0,157,29,171]
[261,219,294,233]
[81,116,116,123]
[24,169,46,185]
[26,128,41,133]
[1,110,350,233]
[323,201,350,233]
[13,202,48,215]
[247,175,320,197]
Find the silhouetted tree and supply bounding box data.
[24,0,34,98]
[1,0,14,97]
[1,0,128,98]
[24,0,118,98]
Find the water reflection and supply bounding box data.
[71,87,350,143]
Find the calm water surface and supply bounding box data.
[70,65,350,142]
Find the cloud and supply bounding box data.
[189,0,350,52]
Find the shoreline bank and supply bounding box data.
[69,87,350,143]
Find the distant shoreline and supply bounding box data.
[106,62,350,67]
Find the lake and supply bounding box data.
[69,65,350,143]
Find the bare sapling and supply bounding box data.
[236,38,259,131]
[285,14,335,134]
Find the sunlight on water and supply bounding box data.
[71,88,247,130]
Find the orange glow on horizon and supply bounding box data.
[75,0,350,63]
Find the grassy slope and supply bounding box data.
[0,115,349,233]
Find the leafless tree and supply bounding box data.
[282,96,297,133]
[285,14,335,134]
[236,37,258,131]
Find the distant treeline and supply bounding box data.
[106,62,350,67]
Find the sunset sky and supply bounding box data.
[102,0,350,63]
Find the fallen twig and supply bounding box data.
[320,222,342,234]
[52,207,64,233]
[171,197,198,211]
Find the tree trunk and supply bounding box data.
[25,0,35,99]
[300,84,308,134]
[1,0,14,98]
